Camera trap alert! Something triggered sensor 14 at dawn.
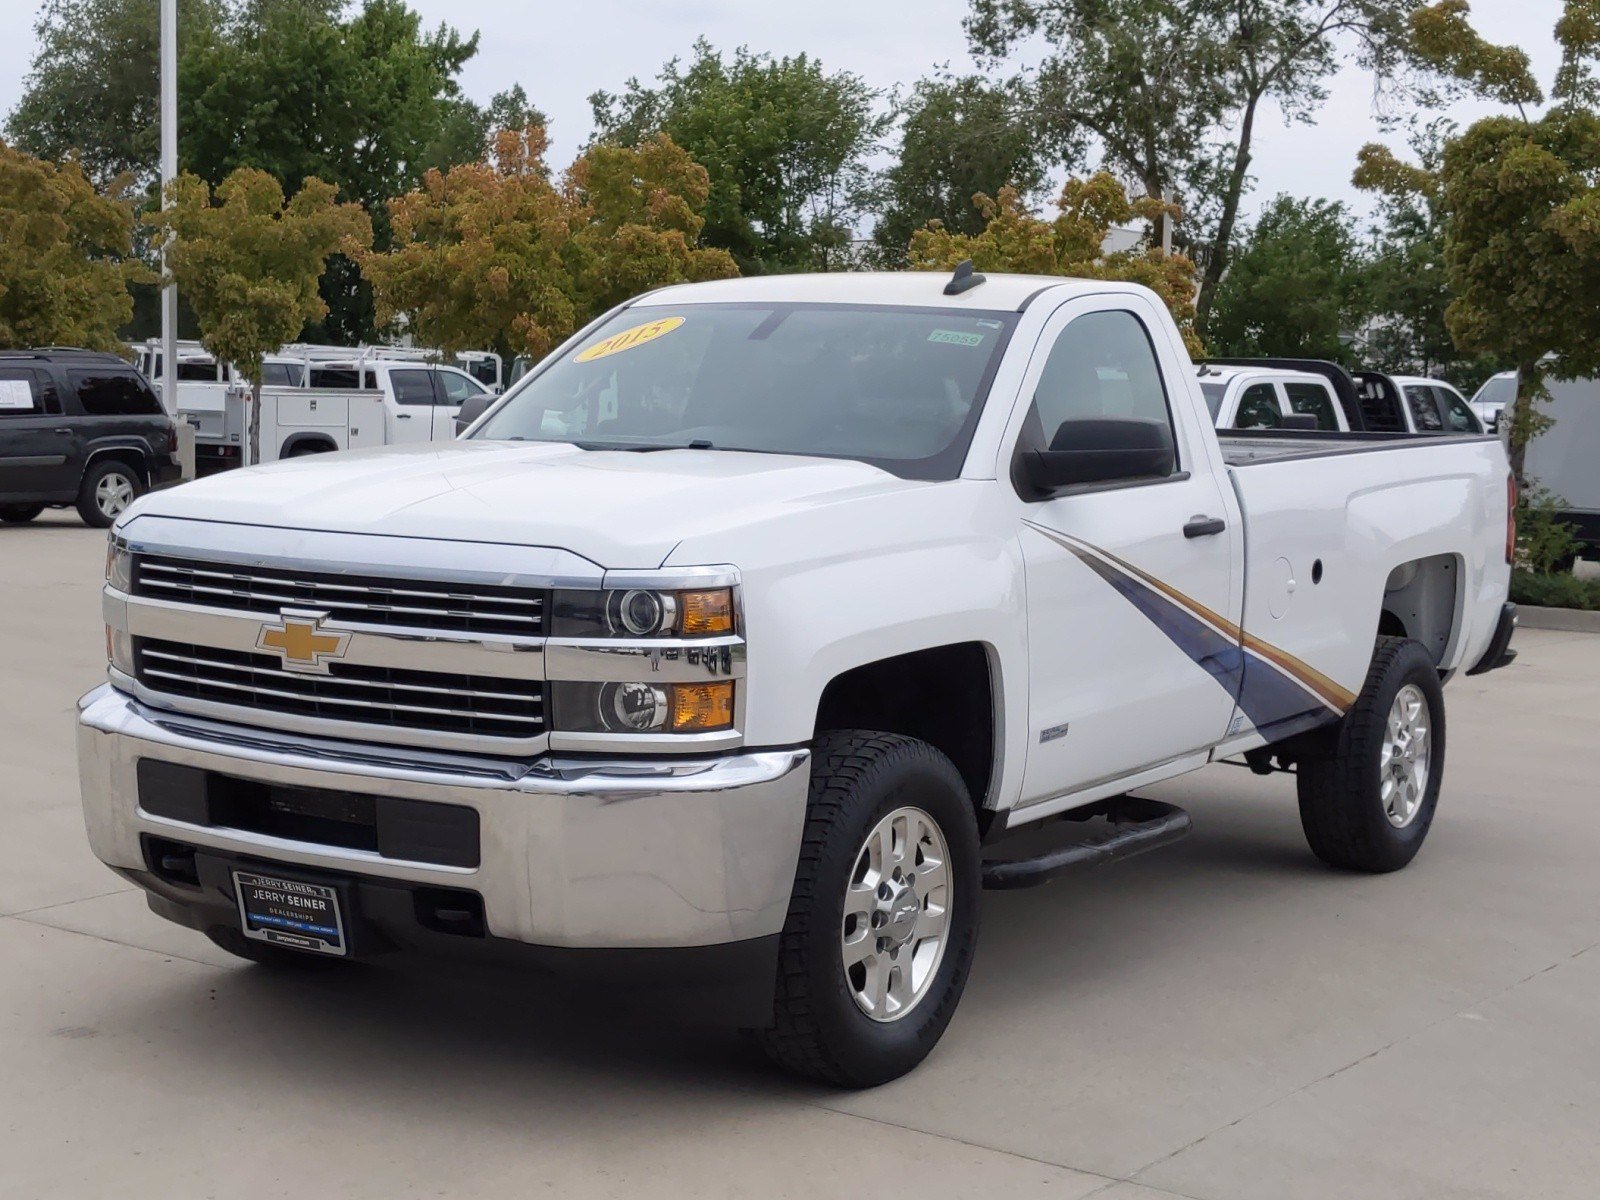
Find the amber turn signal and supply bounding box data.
[670,681,736,731]
[677,588,735,636]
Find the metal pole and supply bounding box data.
[159,0,177,416]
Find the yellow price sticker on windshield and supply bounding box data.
[574,316,685,363]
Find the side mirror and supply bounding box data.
[1022,417,1175,494]
[454,392,493,436]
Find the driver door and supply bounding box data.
[1012,297,1244,804]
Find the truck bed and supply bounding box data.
[1219,429,1496,466]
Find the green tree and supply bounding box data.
[963,0,1418,328]
[591,39,887,273]
[1366,0,1600,475]
[358,126,737,363]
[5,0,224,191]
[909,175,1203,353]
[150,168,371,458]
[1206,195,1369,362]
[0,142,149,350]
[872,76,1050,266]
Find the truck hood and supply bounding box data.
[132,440,932,568]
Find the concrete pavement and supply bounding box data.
[3,508,1597,1199]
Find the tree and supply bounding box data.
[1365,0,1600,476]
[908,175,1203,354]
[872,76,1050,266]
[591,40,887,273]
[0,142,149,351]
[963,0,1418,328]
[149,168,371,458]
[358,126,737,363]
[1206,195,1369,362]
[5,0,224,191]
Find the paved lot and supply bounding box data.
[3,509,1598,1200]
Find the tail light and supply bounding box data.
[1506,472,1517,565]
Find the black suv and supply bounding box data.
[0,349,181,528]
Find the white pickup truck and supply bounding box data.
[79,270,1517,1086]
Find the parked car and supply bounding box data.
[1197,363,1351,431]
[81,270,1516,1087]
[1388,375,1484,435]
[0,348,181,527]
[1472,370,1516,431]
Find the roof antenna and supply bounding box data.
[943,259,986,296]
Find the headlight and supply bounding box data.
[550,587,735,638]
[105,538,133,593]
[552,680,736,733]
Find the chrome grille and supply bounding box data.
[132,555,544,638]
[133,638,544,744]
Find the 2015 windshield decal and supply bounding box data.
[574,317,685,363]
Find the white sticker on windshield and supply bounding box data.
[0,380,34,410]
[928,329,985,347]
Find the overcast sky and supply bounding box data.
[0,0,1569,227]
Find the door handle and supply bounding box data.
[397,413,413,419]
[1184,515,1226,538]
[54,428,73,435]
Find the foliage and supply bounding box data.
[1514,484,1583,575]
[0,142,150,351]
[591,39,887,273]
[149,168,371,455]
[358,127,738,362]
[908,176,1203,354]
[1378,1,1600,475]
[1508,568,1600,609]
[871,76,1049,267]
[1206,195,1368,362]
[963,0,1417,328]
[4,0,224,191]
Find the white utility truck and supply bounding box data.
[81,269,1517,1086]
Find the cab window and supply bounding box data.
[1405,386,1445,432]
[69,369,162,415]
[437,370,486,405]
[1284,381,1339,431]
[1234,383,1282,429]
[1438,387,1481,433]
[391,369,436,406]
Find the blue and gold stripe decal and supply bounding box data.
[1024,523,1353,741]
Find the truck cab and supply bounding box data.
[1197,364,1350,432]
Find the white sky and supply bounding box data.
[0,0,1568,227]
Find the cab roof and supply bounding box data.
[631,271,1139,313]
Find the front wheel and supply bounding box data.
[1297,636,1446,872]
[756,731,981,1087]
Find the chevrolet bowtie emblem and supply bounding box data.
[257,612,350,674]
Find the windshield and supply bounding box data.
[474,303,1019,479]
[1198,381,1227,419]
[1473,374,1516,409]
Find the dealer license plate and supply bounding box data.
[233,870,347,956]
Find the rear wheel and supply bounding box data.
[76,460,142,528]
[1297,637,1445,872]
[0,504,44,524]
[756,730,981,1087]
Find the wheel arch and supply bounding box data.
[278,433,339,459]
[1377,552,1463,668]
[83,443,151,485]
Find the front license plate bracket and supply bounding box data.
[232,869,348,956]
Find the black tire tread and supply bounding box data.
[1297,636,1441,872]
[757,730,976,1087]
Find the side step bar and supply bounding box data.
[981,796,1192,890]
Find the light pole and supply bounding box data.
[159,0,177,415]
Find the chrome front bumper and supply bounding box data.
[77,685,809,949]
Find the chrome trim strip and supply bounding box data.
[140,648,542,703]
[543,638,745,682]
[139,561,544,607]
[139,575,540,625]
[601,564,742,591]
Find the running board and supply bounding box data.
[981,797,1192,890]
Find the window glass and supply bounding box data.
[437,370,486,404]
[1438,387,1481,433]
[476,304,1017,477]
[1198,381,1227,419]
[0,368,55,416]
[309,366,358,389]
[260,362,304,387]
[1234,383,1282,429]
[1031,310,1171,437]
[1405,385,1445,432]
[465,358,498,386]
[391,369,436,406]
[1284,381,1339,430]
[176,360,219,381]
[69,369,162,415]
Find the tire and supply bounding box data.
[204,926,342,969]
[0,504,44,524]
[1297,636,1446,872]
[756,730,981,1087]
[76,459,143,528]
